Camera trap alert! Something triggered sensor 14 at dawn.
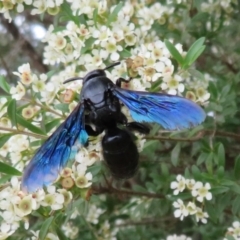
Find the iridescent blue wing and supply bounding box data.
[113,87,206,130]
[21,103,88,193]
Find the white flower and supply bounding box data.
[13,63,32,85]
[49,33,67,50]
[32,73,47,92]
[167,234,192,240]
[72,164,93,188]
[173,199,188,220]
[226,221,240,238]
[161,74,185,95]
[86,205,104,224]
[185,179,196,190]
[196,87,210,103]
[171,175,186,195]
[75,149,99,166]
[61,222,79,239]
[92,26,112,45]
[191,182,212,202]
[31,0,47,15]
[14,195,35,217]
[185,202,197,215]
[10,82,26,100]
[101,37,123,61]
[41,186,64,210]
[195,207,209,224]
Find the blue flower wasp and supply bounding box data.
[22,61,206,193]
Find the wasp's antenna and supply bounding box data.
[103,61,121,71]
[63,77,84,84]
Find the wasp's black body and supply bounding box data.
[79,66,149,179]
[22,62,206,193]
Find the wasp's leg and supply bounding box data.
[126,122,150,134]
[116,77,133,88]
[85,125,104,136]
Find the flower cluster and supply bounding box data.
[224,221,240,240]
[0,161,93,239]
[98,220,118,240]
[171,175,212,223]
[201,0,237,27]
[166,234,192,240]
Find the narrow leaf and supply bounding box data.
[164,39,184,65]
[0,76,10,93]
[232,195,240,215]
[218,143,225,167]
[107,2,123,26]
[61,2,80,24]
[191,165,201,179]
[0,134,13,148]
[93,8,98,27]
[16,114,45,135]
[7,99,17,127]
[187,45,205,67]
[55,226,68,240]
[171,143,181,167]
[39,216,54,240]
[234,155,240,180]
[0,162,21,176]
[0,175,11,184]
[188,69,204,81]
[45,118,61,132]
[184,37,205,68]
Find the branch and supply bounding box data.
[91,185,164,199]
[116,217,175,227]
[0,16,48,73]
[0,127,46,139]
[146,129,240,142]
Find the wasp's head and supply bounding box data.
[63,61,121,84]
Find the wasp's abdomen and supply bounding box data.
[102,127,139,179]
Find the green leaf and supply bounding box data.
[55,226,68,240]
[93,8,98,28]
[16,114,46,135]
[0,175,11,184]
[164,39,184,65]
[0,161,21,176]
[225,235,236,240]
[161,163,169,177]
[211,186,228,195]
[0,134,13,148]
[234,155,240,180]
[121,48,131,58]
[204,202,218,223]
[191,165,201,179]
[183,37,205,68]
[39,216,54,240]
[107,2,123,26]
[61,2,80,25]
[54,103,69,113]
[7,99,17,127]
[171,143,181,167]
[45,118,61,132]
[196,152,208,165]
[188,69,204,81]
[230,183,240,194]
[81,37,95,54]
[205,152,213,174]
[217,143,225,167]
[232,195,240,215]
[0,75,10,93]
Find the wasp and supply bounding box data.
[22,62,206,192]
